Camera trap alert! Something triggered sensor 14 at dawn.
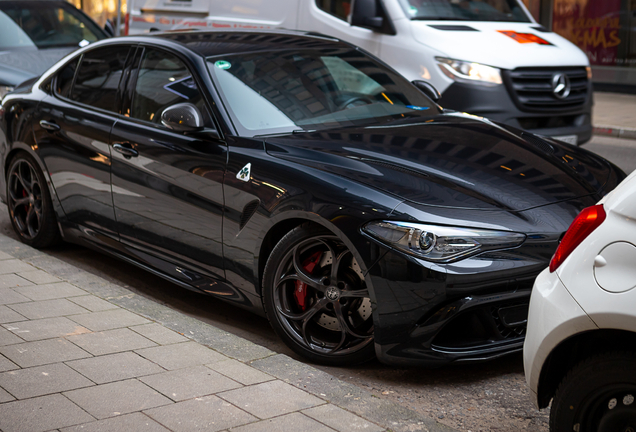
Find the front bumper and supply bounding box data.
[439,81,593,145]
[522,268,596,408]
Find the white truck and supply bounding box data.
[127,0,593,144]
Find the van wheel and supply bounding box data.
[6,152,61,248]
[550,352,636,432]
[262,223,375,366]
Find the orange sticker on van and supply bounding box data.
[498,31,552,45]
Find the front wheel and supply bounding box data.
[262,224,375,366]
[550,352,636,432]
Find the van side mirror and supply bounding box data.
[351,0,384,30]
[412,80,441,102]
[161,103,205,132]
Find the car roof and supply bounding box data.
[136,30,351,58]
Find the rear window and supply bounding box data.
[0,2,105,50]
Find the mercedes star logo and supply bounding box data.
[552,73,571,99]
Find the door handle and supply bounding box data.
[113,142,139,158]
[39,120,60,131]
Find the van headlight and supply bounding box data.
[0,86,14,100]
[436,58,502,86]
[363,221,525,262]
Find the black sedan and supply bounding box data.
[0,30,625,367]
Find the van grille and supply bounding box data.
[503,67,589,112]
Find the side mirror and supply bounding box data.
[161,103,205,132]
[351,0,384,30]
[412,80,441,102]
[104,20,115,38]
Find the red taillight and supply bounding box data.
[549,204,606,273]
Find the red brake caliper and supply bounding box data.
[294,251,323,311]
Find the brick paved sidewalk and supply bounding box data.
[0,233,456,432]
[593,92,636,139]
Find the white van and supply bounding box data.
[127,0,593,145]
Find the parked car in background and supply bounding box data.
[524,170,636,431]
[0,0,108,100]
[127,0,593,145]
[0,30,624,367]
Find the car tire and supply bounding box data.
[550,351,636,432]
[262,223,375,366]
[6,152,62,248]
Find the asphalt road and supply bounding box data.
[1,135,633,432]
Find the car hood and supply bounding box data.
[409,21,589,69]
[0,47,75,86]
[263,114,612,212]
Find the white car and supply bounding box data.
[524,169,636,431]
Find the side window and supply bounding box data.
[55,58,79,99]
[71,45,130,112]
[315,0,351,21]
[130,48,210,126]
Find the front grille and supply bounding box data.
[491,302,528,339]
[503,67,589,112]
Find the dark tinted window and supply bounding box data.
[56,59,79,99]
[315,0,351,21]
[71,46,130,112]
[131,48,208,125]
[400,0,530,22]
[0,2,105,49]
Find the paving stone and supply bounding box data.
[17,270,61,285]
[3,317,91,341]
[140,365,242,402]
[0,328,23,346]
[61,412,171,432]
[66,352,164,384]
[0,250,14,260]
[69,309,150,331]
[135,342,227,370]
[0,363,94,399]
[0,353,18,372]
[68,295,119,312]
[230,412,335,432]
[144,394,257,432]
[219,380,325,419]
[207,359,274,386]
[303,404,385,432]
[0,338,92,368]
[8,298,89,320]
[131,323,189,345]
[67,328,157,356]
[14,282,86,301]
[0,287,31,305]
[0,305,25,324]
[0,274,33,289]
[64,379,172,419]
[0,259,36,275]
[0,393,95,432]
[0,385,15,402]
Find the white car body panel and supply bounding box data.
[524,169,636,407]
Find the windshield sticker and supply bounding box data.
[498,31,552,45]
[215,60,232,70]
[406,106,430,110]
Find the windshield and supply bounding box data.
[207,48,440,136]
[0,2,104,50]
[398,0,531,22]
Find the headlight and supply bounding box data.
[436,57,502,86]
[363,221,525,262]
[0,86,15,100]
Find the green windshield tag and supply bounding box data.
[215,60,231,70]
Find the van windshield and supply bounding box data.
[207,48,440,137]
[399,0,531,22]
[0,2,105,50]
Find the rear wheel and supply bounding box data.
[550,352,636,432]
[262,224,375,366]
[6,152,61,248]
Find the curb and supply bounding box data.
[0,232,459,432]
[593,125,636,140]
